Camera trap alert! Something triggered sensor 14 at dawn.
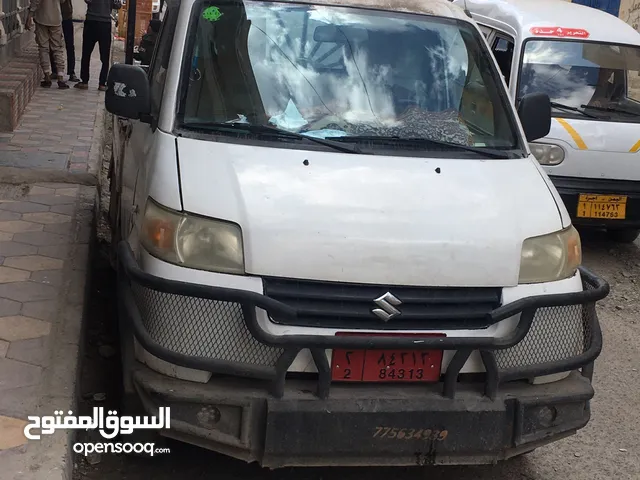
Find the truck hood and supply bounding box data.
[176,138,562,287]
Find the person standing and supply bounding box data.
[51,0,79,82]
[75,0,122,91]
[26,0,70,89]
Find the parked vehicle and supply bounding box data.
[456,0,640,243]
[105,0,609,467]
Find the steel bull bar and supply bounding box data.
[116,241,610,401]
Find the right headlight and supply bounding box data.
[519,226,581,284]
[140,198,245,274]
[529,143,565,166]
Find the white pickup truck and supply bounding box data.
[105,0,609,468]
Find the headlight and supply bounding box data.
[140,198,244,274]
[519,226,581,284]
[529,143,565,165]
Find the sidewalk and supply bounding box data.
[0,23,108,480]
[0,24,106,176]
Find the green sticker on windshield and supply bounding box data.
[203,6,223,22]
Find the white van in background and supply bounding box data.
[457,0,640,243]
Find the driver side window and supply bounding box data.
[491,35,515,85]
[149,7,178,118]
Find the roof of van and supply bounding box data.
[461,0,640,45]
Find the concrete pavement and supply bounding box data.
[0,183,94,480]
[0,23,105,177]
[0,23,106,480]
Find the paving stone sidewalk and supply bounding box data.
[0,24,105,176]
[0,22,108,480]
[0,184,94,479]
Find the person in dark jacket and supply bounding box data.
[133,19,161,65]
[51,0,79,81]
[75,0,122,91]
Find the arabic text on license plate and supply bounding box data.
[577,194,627,220]
[330,333,445,383]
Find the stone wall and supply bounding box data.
[616,0,640,28]
[0,0,36,69]
[0,43,40,131]
[0,0,41,131]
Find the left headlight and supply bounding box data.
[140,198,244,274]
[529,143,565,166]
[519,226,581,284]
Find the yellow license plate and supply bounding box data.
[577,194,627,219]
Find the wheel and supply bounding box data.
[606,228,640,244]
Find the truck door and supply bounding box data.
[118,5,178,250]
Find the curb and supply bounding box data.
[0,167,98,186]
[87,101,107,179]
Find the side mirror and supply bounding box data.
[517,92,551,142]
[105,63,151,121]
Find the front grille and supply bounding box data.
[131,284,283,367]
[495,283,596,371]
[263,277,502,330]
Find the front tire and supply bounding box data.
[606,228,640,244]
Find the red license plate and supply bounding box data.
[330,333,445,383]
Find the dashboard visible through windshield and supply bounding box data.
[177,0,522,154]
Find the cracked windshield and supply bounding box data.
[180,0,519,151]
[519,39,640,122]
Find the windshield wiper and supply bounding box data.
[331,135,514,159]
[550,102,599,119]
[580,104,640,117]
[181,121,361,154]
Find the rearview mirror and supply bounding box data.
[105,63,151,121]
[517,92,551,142]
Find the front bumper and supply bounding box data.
[133,364,594,467]
[551,175,640,228]
[117,241,609,466]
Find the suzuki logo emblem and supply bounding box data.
[372,292,402,322]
